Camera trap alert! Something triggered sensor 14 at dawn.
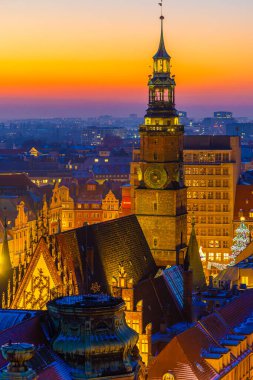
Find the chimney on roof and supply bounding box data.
[0,342,37,380]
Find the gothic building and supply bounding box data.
[131,11,187,267]
[0,180,122,267]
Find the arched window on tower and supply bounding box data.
[164,89,169,101]
[155,89,160,101]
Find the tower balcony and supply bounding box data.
[139,124,184,134]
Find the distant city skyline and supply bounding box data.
[0,0,253,119]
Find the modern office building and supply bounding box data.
[184,135,241,274]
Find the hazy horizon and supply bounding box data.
[0,98,252,121]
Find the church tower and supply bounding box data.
[133,4,187,267]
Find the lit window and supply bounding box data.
[208,253,214,261]
[241,276,248,285]
[216,253,222,261]
[94,158,99,163]
[224,253,229,260]
[132,320,140,333]
[223,192,229,200]
[119,277,125,288]
[124,297,131,311]
[141,339,148,354]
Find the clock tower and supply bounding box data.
[133,6,187,267]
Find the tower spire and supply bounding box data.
[1,217,12,276]
[153,1,170,60]
[184,216,206,290]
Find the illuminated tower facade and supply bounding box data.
[133,8,187,266]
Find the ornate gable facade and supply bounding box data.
[11,238,77,310]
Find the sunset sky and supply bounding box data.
[0,0,253,119]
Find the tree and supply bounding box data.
[231,219,250,262]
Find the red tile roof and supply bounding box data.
[149,324,217,380]
[218,289,253,328]
[149,289,253,379]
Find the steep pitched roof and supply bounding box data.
[57,215,156,293]
[149,324,217,380]
[153,15,170,60]
[186,222,206,290]
[134,274,184,333]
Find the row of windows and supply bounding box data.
[103,212,116,219]
[95,174,127,178]
[184,152,230,163]
[14,230,27,239]
[188,216,230,224]
[77,204,100,210]
[187,192,229,200]
[103,204,117,210]
[76,212,102,218]
[203,252,230,261]
[187,204,229,212]
[185,167,229,176]
[62,213,73,219]
[196,228,229,236]
[185,179,229,188]
[200,239,229,248]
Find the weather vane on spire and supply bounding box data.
[158,0,164,19]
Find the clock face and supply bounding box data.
[144,166,168,189]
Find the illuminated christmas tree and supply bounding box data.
[231,218,250,262]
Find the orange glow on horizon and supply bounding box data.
[0,0,252,116]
